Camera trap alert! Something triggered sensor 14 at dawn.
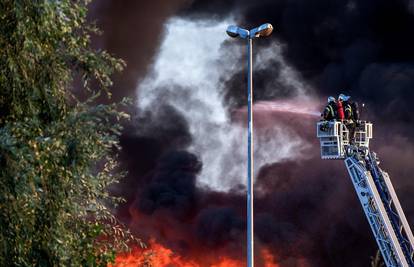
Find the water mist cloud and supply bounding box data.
[136,17,315,191]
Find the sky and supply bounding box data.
[90,1,414,266]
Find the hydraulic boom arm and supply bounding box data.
[317,121,414,267]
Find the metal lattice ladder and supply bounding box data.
[345,153,414,266]
[317,121,414,267]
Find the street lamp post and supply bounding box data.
[226,23,273,267]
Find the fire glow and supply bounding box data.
[111,239,281,267]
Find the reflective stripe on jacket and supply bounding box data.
[323,103,336,120]
[344,102,352,120]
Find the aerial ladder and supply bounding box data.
[317,120,414,267]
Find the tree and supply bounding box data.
[371,250,385,267]
[0,0,139,266]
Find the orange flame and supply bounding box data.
[111,239,281,267]
[261,248,280,267]
[210,258,243,267]
[110,239,197,267]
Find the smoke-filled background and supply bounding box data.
[90,0,414,266]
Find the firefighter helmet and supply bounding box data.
[338,93,350,101]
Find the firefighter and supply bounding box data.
[339,93,360,121]
[346,96,360,123]
[320,96,337,132]
[342,96,353,120]
[339,93,356,143]
[321,96,337,121]
[336,94,345,121]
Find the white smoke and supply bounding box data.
[255,43,310,98]
[137,17,313,191]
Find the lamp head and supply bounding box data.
[257,23,273,37]
[251,23,273,38]
[226,25,239,38]
[226,25,249,39]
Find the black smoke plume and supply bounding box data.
[90,0,414,266]
[90,0,190,101]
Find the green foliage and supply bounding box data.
[0,0,140,266]
[371,250,385,267]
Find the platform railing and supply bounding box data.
[317,120,372,160]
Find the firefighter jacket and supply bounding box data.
[322,102,337,120]
[337,101,345,121]
[343,101,353,120]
